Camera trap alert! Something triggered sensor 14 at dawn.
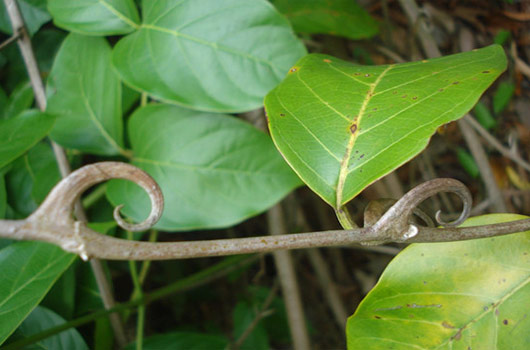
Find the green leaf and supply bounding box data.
[493,29,511,45]
[48,0,140,36]
[112,0,306,112]
[106,104,301,230]
[233,301,270,350]
[47,33,124,156]
[41,265,76,320]
[0,242,76,345]
[347,213,530,349]
[456,148,479,178]
[272,0,379,39]
[4,142,60,217]
[493,80,515,115]
[124,332,229,350]
[0,0,50,36]
[4,81,34,120]
[265,45,507,208]
[0,110,55,170]
[7,306,88,349]
[472,101,496,130]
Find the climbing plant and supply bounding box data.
[0,0,528,349]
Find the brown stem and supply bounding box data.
[0,162,529,261]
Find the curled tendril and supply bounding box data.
[31,162,164,232]
[368,178,472,241]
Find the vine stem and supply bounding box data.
[2,0,127,345]
[0,162,529,261]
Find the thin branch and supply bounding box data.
[0,31,20,50]
[458,118,508,212]
[2,0,127,344]
[233,283,279,349]
[464,115,530,173]
[267,204,311,350]
[1,162,529,261]
[307,249,348,331]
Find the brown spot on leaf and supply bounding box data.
[350,123,358,134]
[412,96,418,100]
[393,91,397,94]
[280,113,285,117]
[402,94,407,98]
[439,88,444,92]
[323,58,332,63]
[503,319,509,325]
[354,72,361,76]
[374,315,381,319]
[289,67,298,73]
[442,321,455,329]
[422,60,428,63]
[482,70,490,73]
[364,73,371,77]
[453,81,460,85]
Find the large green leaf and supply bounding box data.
[0,0,50,36]
[0,242,76,345]
[112,0,306,112]
[48,0,140,36]
[265,45,506,208]
[106,104,301,230]
[347,214,530,349]
[7,306,88,349]
[0,110,55,169]
[272,0,378,39]
[47,33,124,156]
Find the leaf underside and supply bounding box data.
[265,45,507,208]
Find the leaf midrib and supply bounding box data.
[76,73,124,155]
[98,0,139,29]
[335,65,393,208]
[141,24,283,76]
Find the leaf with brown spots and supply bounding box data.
[265,45,506,208]
[347,214,530,349]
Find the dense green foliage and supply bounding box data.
[0,0,527,349]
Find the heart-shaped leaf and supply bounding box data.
[46,33,125,156]
[347,214,530,349]
[48,0,140,36]
[272,0,379,39]
[264,45,506,208]
[111,0,306,112]
[106,104,301,230]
